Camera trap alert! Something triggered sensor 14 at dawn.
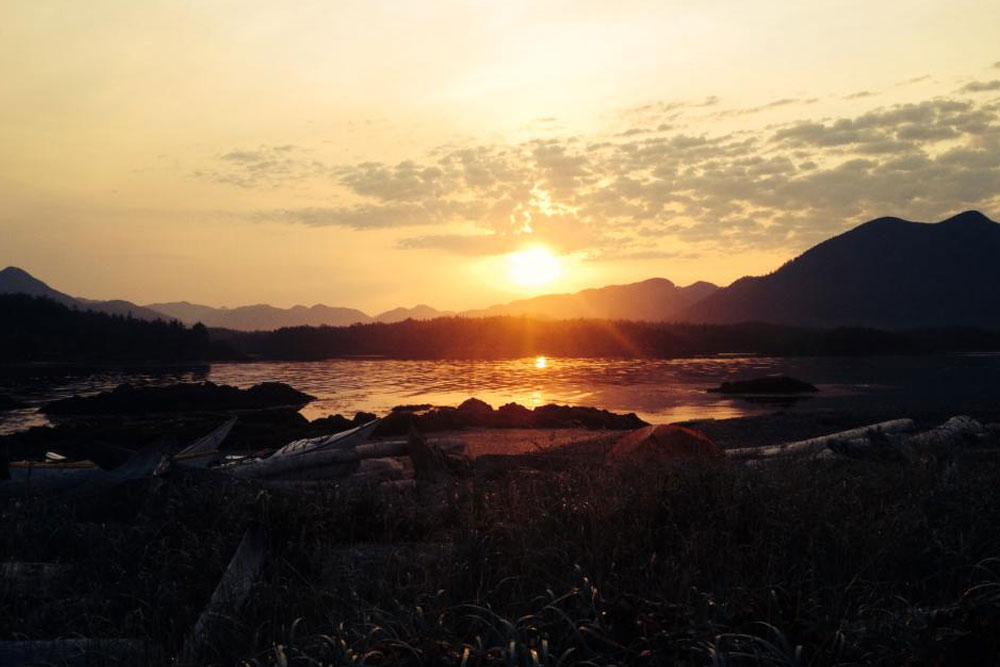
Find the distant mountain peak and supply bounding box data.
[940,210,995,227]
[1,266,33,278]
[0,267,169,320]
[0,265,51,288]
[0,266,75,305]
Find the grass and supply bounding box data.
[4,445,1000,665]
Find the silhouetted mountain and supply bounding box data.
[147,302,374,331]
[375,305,453,323]
[0,266,78,306]
[0,266,169,321]
[153,280,709,331]
[461,278,719,321]
[684,211,1000,328]
[148,300,452,330]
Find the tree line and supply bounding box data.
[213,315,1000,360]
[0,294,237,363]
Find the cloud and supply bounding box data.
[196,145,327,187]
[224,89,1000,260]
[337,161,454,201]
[897,75,931,86]
[709,97,817,118]
[844,90,878,100]
[959,80,1000,93]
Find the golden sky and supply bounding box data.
[2,0,999,312]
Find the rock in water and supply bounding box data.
[42,381,315,416]
[607,424,723,464]
[707,376,818,394]
[456,397,494,421]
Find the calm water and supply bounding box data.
[2,354,1000,435]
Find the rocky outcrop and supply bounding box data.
[374,398,646,436]
[42,382,315,416]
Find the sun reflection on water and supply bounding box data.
[535,356,547,369]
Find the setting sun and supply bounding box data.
[507,246,562,288]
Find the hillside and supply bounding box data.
[684,211,1000,328]
[0,266,168,321]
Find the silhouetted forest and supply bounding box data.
[212,316,1000,360]
[0,294,236,362]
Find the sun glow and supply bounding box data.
[507,246,562,288]
[535,355,547,369]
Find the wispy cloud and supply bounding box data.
[195,145,327,188]
[959,80,1000,93]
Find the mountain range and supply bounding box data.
[3,210,999,330]
[462,278,718,320]
[145,301,450,329]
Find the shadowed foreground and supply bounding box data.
[4,433,1000,665]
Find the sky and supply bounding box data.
[2,0,999,313]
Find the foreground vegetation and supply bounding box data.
[4,439,1000,666]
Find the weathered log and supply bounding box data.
[905,415,985,449]
[821,430,916,463]
[226,440,408,479]
[1,562,73,599]
[0,639,152,666]
[178,526,265,665]
[726,419,916,459]
[225,438,465,480]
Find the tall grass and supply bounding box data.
[4,450,1000,665]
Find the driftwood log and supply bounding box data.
[226,438,464,481]
[730,416,991,464]
[178,526,265,665]
[726,419,916,460]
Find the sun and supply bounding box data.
[507,245,562,287]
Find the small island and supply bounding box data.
[708,375,819,394]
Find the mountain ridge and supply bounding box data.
[0,266,169,321]
[6,209,999,332]
[460,278,719,321]
[683,210,1000,328]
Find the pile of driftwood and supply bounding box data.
[1,417,474,499]
[223,427,470,491]
[726,415,1000,464]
